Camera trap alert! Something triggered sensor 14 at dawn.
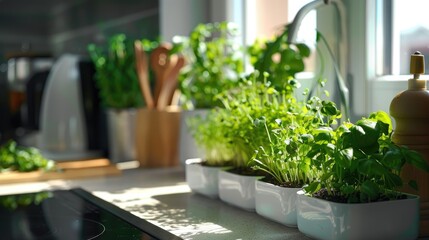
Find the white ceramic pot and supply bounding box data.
[107,109,137,163]
[185,158,222,198]
[179,109,208,166]
[255,180,300,227]
[218,169,264,211]
[296,190,419,240]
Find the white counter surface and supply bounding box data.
[0,165,309,240]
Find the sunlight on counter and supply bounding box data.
[92,185,234,239]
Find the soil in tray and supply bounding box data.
[312,188,408,203]
[226,167,267,177]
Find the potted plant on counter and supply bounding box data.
[185,108,235,198]
[252,94,341,227]
[213,22,313,210]
[88,34,146,163]
[297,111,429,240]
[215,72,306,211]
[172,22,245,166]
[174,21,244,109]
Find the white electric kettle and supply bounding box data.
[38,54,101,161]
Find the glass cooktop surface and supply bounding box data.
[0,188,181,240]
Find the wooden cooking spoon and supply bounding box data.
[156,55,185,110]
[150,44,171,107]
[134,40,154,109]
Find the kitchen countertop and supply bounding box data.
[0,164,309,240]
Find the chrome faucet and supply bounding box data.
[287,0,350,119]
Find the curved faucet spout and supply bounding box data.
[287,0,350,120]
[287,0,328,44]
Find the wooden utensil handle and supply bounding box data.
[150,45,171,107]
[157,56,185,110]
[134,41,154,109]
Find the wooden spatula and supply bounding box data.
[157,55,185,110]
[150,44,171,107]
[134,40,154,109]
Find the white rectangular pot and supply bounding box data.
[107,108,137,163]
[255,180,300,227]
[185,158,223,198]
[179,110,208,166]
[218,169,264,211]
[296,190,419,240]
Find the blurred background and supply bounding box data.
[0,0,160,145]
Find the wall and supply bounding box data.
[0,0,160,60]
[160,0,209,42]
[50,0,160,56]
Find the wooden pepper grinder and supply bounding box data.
[390,51,429,237]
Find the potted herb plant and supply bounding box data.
[213,24,313,211]
[214,72,304,211]
[172,22,245,165]
[88,34,145,163]
[252,94,341,226]
[297,111,429,240]
[185,108,235,198]
[213,74,273,211]
[174,21,245,109]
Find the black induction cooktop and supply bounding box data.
[0,188,182,240]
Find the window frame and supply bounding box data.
[361,0,411,119]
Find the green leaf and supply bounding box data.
[336,148,352,168]
[300,134,314,144]
[403,149,429,172]
[321,101,339,116]
[381,149,404,170]
[304,182,321,194]
[369,111,392,133]
[357,158,387,176]
[296,43,311,57]
[314,127,333,142]
[360,180,380,202]
[340,184,355,195]
[320,172,333,182]
[343,121,380,153]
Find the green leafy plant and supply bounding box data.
[173,22,245,109]
[248,25,312,94]
[304,111,429,203]
[213,72,335,175]
[88,34,157,109]
[0,140,55,172]
[214,72,283,169]
[188,109,235,167]
[188,72,296,170]
[252,94,341,187]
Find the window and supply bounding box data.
[164,0,429,120]
[243,0,319,102]
[244,0,317,74]
[377,0,429,76]
[362,0,429,119]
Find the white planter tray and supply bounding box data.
[296,190,419,240]
[255,180,300,227]
[218,169,264,211]
[185,158,223,198]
